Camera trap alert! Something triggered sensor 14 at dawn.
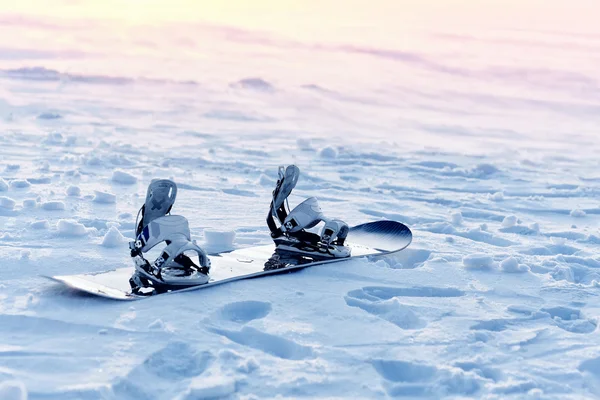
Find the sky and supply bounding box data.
[2,0,600,40]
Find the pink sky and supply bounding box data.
[3,0,600,41]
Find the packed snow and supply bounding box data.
[1,1,600,399]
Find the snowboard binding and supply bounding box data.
[267,165,350,258]
[129,179,211,295]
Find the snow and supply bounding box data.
[66,185,81,197]
[501,215,518,228]
[101,226,127,248]
[56,219,89,236]
[0,381,27,400]
[111,170,138,185]
[463,254,496,270]
[319,146,338,159]
[500,257,530,273]
[2,3,600,398]
[0,196,16,210]
[203,230,236,252]
[40,201,65,211]
[9,179,30,189]
[93,190,117,204]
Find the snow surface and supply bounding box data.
[2,3,600,399]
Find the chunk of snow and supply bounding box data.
[463,254,496,270]
[570,209,586,218]
[57,219,88,236]
[148,319,167,330]
[319,146,338,159]
[10,179,30,189]
[38,113,62,120]
[489,191,504,201]
[451,212,463,226]
[232,77,274,91]
[472,163,499,176]
[93,190,116,204]
[0,178,8,191]
[30,220,49,230]
[66,185,81,196]
[529,222,540,232]
[500,257,529,273]
[22,199,36,208]
[5,164,20,171]
[501,215,518,228]
[258,174,274,186]
[20,250,31,260]
[0,196,16,210]
[41,201,65,211]
[0,380,27,400]
[204,230,236,248]
[297,138,313,150]
[181,375,237,400]
[112,170,137,185]
[101,226,126,247]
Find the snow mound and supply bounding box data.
[231,77,274,92]
[41,201,65,211]
[258,174,275,186]
[101,226,127,247]
[10,179,30,189]
[463,254,496,270]
[489,191,504,201]
[0,196,16,210]
[0,178,8,191]
[297,138,313,150]
[38,112,62,120]
[204,230,236,249]
[500,257,529,273]
[30,220,49,230]
[319,146,338,159]
[112,170,137,185]
[57,219,89,236]
[451,211,463,226]
[570,209,586,218]
[66,185,81,196]
[501,215,518,228]
[0,380,27,400]
[579,356,600,377]
[22,199,36,208]
[93,190,116,204]
[179,375,236,400]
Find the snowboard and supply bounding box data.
[45,220,412,301]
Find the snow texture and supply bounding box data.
[57,219,89,236]
[111,170,138,185]
[93,190,117,204]
[101,226,127,247]
[66,185,81,196]
[2,5,600,399]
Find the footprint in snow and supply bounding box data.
[218,300,272,323]
[208,326,314,360]
[344,285,464,330]
[372,359,481,397]
[472,305,596,334]
[112,341,214,398]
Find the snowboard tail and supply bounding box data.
[45,220,412,300]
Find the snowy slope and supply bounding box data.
[2,4,600,399]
